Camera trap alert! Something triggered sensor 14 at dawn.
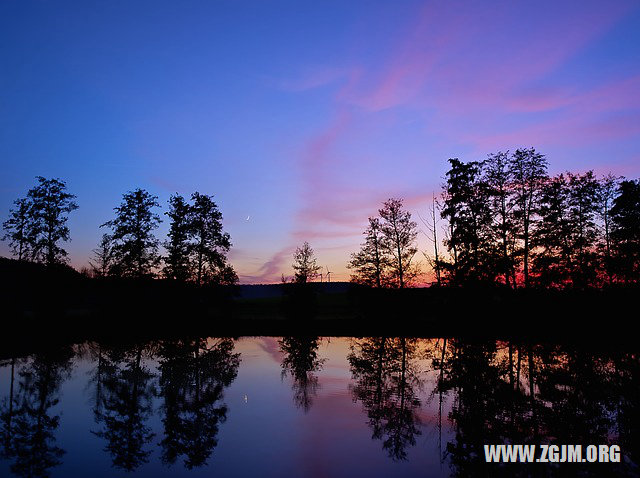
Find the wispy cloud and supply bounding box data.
[249,0,640,283]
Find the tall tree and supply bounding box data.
[509,148,548,288]
[292,241,321,284]
[533,174,573,287]
[189,193,236,285]
[566,171,601,287]
[102,189,162,278]
[485,152,517,287]
[610,179,640,283]
[597,174,620,284]
[2,198,33,261]
[26,177,78,266]
[163,194,192,281]
[426,193,443,286]
[534,172,602,288]
[440,160,494,285]
[379,198,418,288]
[348,217,390,287]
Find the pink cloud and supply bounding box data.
[247,1,640,284]
[245,246,295,284]
[341,1,635,118]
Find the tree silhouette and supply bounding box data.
[423,193,443,286]
[2,198,34,261]
[533,171,602,288]
[348,217,390,287]
[433,150,640,287]
[88,234,114,278]
[163,194,193,281]
[532,174,574,287]
[509,148,548,288]
[279,337,324,412]
[101,189,162,278]
[566,171,601,287]
[440,159,494,285]
[379,198,418,288]
[7,177,79,266]
[348,337,422,461]
[611,179,640,283]
[292,242,321,284]
[157,337,240,469]
[597,173,620,284]
[189,192,237,285]
[92,344,156,472]
[485,151,517,288]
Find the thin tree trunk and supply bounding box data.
[5,358,15,450]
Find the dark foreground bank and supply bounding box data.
[2,258,639,358]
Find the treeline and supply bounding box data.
[349,148,640,288]
[3,148,639,290]
[2,178,236,285]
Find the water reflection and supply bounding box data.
[157,337,239,469]
[1,348,73,477]
[278,337,325,412]
[0,337,637,477]
[91,343,156,472]
[436,340,639,476]
[348,338,423,461]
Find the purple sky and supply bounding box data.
[1,0,639,283]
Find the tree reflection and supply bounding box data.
[0,357,17,459]
[435,340,527,475]
[157,337,240,469]
[348,337,422,461]
[279,337,324,412]
[434,340,639,476]
[0,348,73,478]
[91,343,155,472]
[614,351,640,466]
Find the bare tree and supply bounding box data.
[420,193,442,286]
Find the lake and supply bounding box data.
[0,337,637,477]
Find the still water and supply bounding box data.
[0,337,637,477]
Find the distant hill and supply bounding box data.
[237,282,351,299]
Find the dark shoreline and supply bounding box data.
[2,294,637,360]
[2,256,638,358]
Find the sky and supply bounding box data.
[1,0,639,283]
